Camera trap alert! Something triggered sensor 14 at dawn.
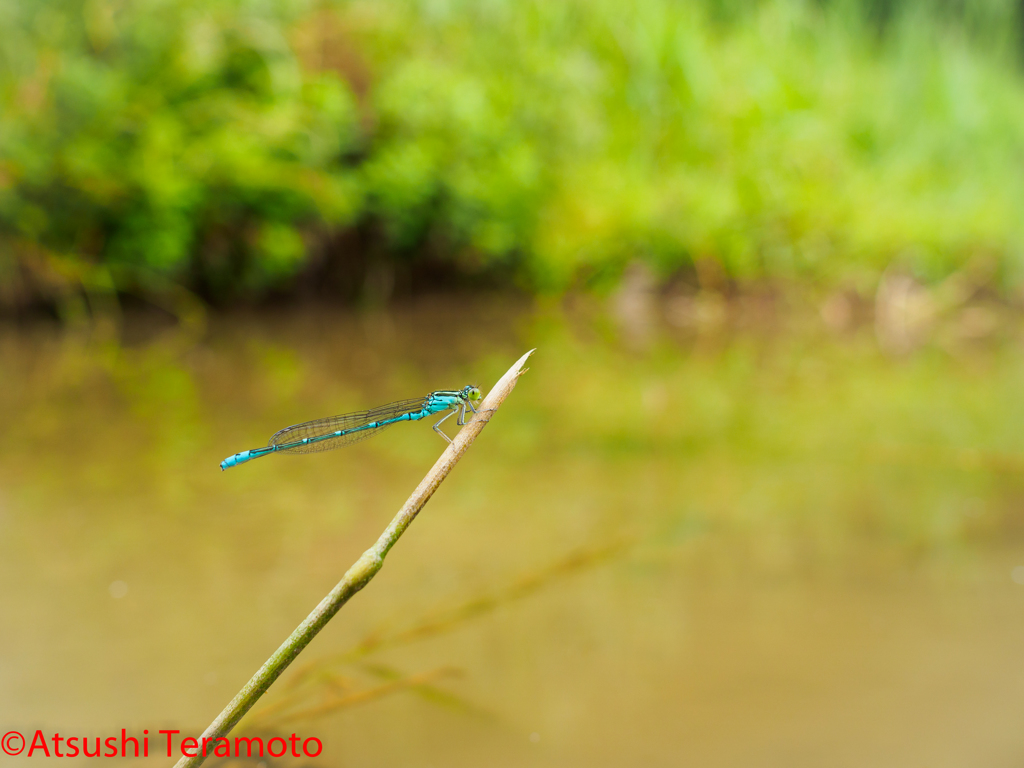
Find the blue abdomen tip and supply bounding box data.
[220,450,251,470]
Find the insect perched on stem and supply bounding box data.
[220,385,483,470]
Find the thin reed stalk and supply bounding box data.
[172,349,535,768]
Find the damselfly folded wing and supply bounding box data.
[268,397,429,454]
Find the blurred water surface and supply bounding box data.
[2,296,1024,767]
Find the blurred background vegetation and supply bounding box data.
[1,0,1023,312]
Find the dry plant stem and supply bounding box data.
[271,666,462,725]
[172,349,535,768]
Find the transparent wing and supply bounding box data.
[269,397,428,454]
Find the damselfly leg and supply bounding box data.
[432,409,455,444]
[457,397,482,426]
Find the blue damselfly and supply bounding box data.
[220,385,482,470]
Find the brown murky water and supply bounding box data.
[2,296,1024,767]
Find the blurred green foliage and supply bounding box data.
[1,0,1023,306]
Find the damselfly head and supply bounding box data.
[464,385,482,402]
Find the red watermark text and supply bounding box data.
[1,729,322,759]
